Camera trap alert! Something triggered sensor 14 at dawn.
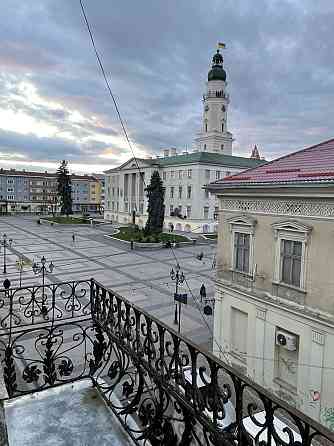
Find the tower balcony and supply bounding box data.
[0,278,333,445]
[203,91,229,100]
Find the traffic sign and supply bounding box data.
[204,305,213,316]
[174,293,187,304]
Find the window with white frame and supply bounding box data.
[187,169,192,178]
[178,170,183,179]
[272,220,312,291]
[162,172,167,180]
[203,206,209,219]
[234,233,250,273]
[227,215,257,276]
[186,206,191,218]
[178,186,182,199]
[216,171,220,180]
[187,185,191,199]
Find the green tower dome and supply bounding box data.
[208,49,226,82]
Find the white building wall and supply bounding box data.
[214,284,334,427]
[105,161,242,232]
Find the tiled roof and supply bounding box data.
[208,138,334,189]
[105,153,265,173]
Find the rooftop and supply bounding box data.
[0,168,98,181]
[208,137,334,190]
[105,152,266,173]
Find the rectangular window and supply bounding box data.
[234,233,250,273]
[170,205,174,215]
[178,170,183,179]
[281,240,302,287]
[187,185,191,199]
[178,186,182,199]
[170,187,174,198]
[205,170,210,180]
[205,189,209,199]
[203,206,209,219]
[171,171,175,178]
[178,205,182,215]
[187,169,192,178]
[214,206,219,220]
[216,171,220,180]
[231,308,248,361]
[187,206,191,218]
[162,172,167,180]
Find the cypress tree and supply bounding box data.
[145,170,165,234]
[57,160,72,216]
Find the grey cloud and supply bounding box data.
[0,0,333,170]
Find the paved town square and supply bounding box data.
[0,216,217,350]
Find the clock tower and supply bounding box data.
[195,48,233,154]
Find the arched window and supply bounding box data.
[221,122,224,133]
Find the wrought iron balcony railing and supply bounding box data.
[0,278,333,445]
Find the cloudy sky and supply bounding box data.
[0,0,333,174]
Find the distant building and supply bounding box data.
[207,138,334,428]
[0,168,102,215]
[104,48,265,232]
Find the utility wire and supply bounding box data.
[79,0,146,187]
[78,3,334,374]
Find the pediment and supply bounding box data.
[271,219,313,234]
[118,157,158,171]
[226,214,257,228]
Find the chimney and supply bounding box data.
[163,149,169,158]
[170,148,177,157]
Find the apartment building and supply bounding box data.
[0,168,102,215]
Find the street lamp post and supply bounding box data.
[1,234,13,274]
[32,256,54,318]
[170,264,185,333]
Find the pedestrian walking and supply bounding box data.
[212,254,216,269]
[200,283,206,303]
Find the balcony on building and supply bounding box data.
[0,278,333,445]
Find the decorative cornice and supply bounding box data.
[221,198,334,219]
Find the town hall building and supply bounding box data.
[104,47,265,232]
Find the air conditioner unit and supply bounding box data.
[275,330,297,351]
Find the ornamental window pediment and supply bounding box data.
[227,214,257,234]
[271,219,312,241]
